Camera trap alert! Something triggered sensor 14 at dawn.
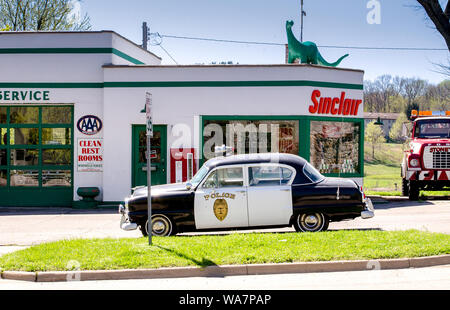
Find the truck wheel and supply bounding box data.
[294,213,328,232]
[408,181,420,201]
[401,178,409,196]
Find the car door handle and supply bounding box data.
[236,190,246,194]
[279,189,290,192]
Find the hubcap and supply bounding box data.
[299,213,323,232]
[152,220,166,234]
[304,215,318,228]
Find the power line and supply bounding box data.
[160,34,448,51]
[158,44,178,65]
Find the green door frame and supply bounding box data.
[131,124,167,188]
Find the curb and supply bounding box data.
[2,254,449,282]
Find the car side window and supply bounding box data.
[249,165,293,186]
[202,167,244,188]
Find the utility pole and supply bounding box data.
[142,22,149,50]
[300,0,306,42]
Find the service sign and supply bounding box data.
[77,138,103,172]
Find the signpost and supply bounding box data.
[145,92,153,245]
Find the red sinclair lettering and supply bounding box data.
[310,90,362,116]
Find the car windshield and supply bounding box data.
[415,119,450,138]
[189,166,209,187]
[303,162,324,183]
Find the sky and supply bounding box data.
[79,0,449,84]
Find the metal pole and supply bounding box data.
[300,0,304,42]
[142,22,148,50]
[147,134,152,245]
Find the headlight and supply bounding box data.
[409,158,420,167]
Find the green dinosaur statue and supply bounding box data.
[286,20,349,67]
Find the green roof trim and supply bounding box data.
[0,47,145,65]
[0,80,363,90]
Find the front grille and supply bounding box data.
[423,146,450,169]
[433,151,450,169]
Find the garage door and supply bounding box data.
[0,105,73,207]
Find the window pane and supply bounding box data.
[303,163,324,183]
[42,170,71,187]
[42,107,72,124]
[0,169,6,186]
[0,107,6,123]
[281,167,294,184]
[202,170,218,188]
[42,149,71,165]
[310,121,360,174]
[10,149,39,166]
[10,128,39,145]
[0,149,6,166]
[10,170,39,186]
[42,128,71,145]
[249,166,281,186]
[203,120,299,160]
[0,128,6,145]
[10,107,39,124]
[217,167,244,187]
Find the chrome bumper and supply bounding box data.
[361,198,375,219]
[119,203,138,231]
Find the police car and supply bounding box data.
[119,153,374,236]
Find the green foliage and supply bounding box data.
[365,121,386,160]
[1,230,449,271]
[389,112,408,142]
[0,0,91,31]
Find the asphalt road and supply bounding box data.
[0,199,449,249]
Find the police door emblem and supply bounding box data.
[213,199,228,221]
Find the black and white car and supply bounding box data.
[119,153,374,236]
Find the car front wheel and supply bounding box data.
[143,215,175,237]
[294,212,328,232]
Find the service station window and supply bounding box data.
[310,121,360,174]
[0,106,73,188]
[203,120,299,160]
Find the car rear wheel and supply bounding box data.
[294,212,328,232]
[143,215,175,237]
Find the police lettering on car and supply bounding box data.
[119,153,374,236]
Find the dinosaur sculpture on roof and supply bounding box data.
[286,20,349,67]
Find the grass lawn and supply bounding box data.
[1,230,449,272]
[363,142,450,196]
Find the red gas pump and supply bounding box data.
[170,148,196,183]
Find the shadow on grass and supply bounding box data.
[155,245,217,268]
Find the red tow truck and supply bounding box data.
[401,110,450,200]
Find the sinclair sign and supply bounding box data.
[309,89,362,116]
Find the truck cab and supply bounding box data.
[401,110,450,200]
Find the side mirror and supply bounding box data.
[186,182,192,190]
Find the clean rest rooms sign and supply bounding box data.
[78,138,103,172]
[0,90,50,101]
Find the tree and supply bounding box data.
[416,0,450,50]
[389,113,409,142]
[0,0,91,31]
[365,121,386,160]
